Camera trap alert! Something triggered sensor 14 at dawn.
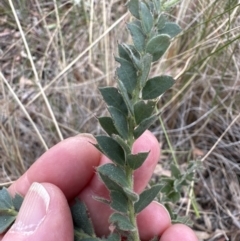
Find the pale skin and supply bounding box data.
[0,131,198,241]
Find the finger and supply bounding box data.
[137,202,171,241]
[132,130,161,193]
[79,130,161,236]
[160,224,198,241]
[8,134,101,201]
[2,183,73,241]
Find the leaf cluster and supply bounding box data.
[158,161,201,225]
[0,187,23,234]
[89,0,182,240]
[0,1,188,240]
[159,161,201,203]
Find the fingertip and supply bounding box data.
[133,131,161,193]
[137,202,171,241]
[160,223,199,241]
[4,183,73,241]
[133,130,160,154]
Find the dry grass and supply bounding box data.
[0,0,240,240]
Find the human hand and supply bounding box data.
[0,131,198,241]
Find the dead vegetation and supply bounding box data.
[0,0,240,240]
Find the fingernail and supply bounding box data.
[10,182,50,235]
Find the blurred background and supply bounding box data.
[0,0,240,240]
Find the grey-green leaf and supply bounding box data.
[140,2,153,34]
[140,53,152,87]
[133,114,158,139]
[134,184,162,213]
[0,215,16,234]
[109,213,136,231]
[146,34,171,61]
[127,22,146,52]
[98,163,128,188]
[127,152,149,170]
[108,107,128,140]
[171,164,181,178]
[121,44,142,70]
[98,175,124,193]
[157,14,166,30]
[118,44,132,62]
[127,0,140,19]
[142,75,175,100]
[105,233,121,241]
[12,193,23,211]
[116,57,138,94]
[110,190,128,213]
[134,100,156,125]
[123,187,139,202]
[71,199,95,236]
[167,191,181,203]
[0,188,13,210]
[95,136,125,166]
[158,22,182,38]
[112,135,131,155]
[99,87,128,115]
[152,0,160,14]
[98,117,119,136]
[117,79,134,115]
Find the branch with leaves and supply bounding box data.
[72,1,184,241]
[0,1,200,240]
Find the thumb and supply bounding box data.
[2,183,73,241]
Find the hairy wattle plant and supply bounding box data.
[0,1,199,240]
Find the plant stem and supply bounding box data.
[126,166,140,241]
[129,198,139,241]
[125,85,142,241]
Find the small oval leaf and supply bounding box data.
[127,0,140,19]
[123,187,139,202]
[98,117,119,136]
[71,199,95,236]
[0,188,13,210]
[12,193,23,211]
[95,136,125,166]
[158,22,181,38]
[127,22,146,52]
[110,190,128,213]
[108,107,128,140]
[112,135,131,155]
[157,14,166,30]
[134,184,162,213]
[98,163,128,188]
[127,152,149,170]
[99,87,128,115]
[109,213,136,232]
[146,34,171,61]
[134,100,156,125]
[121,44,142,70]
[142,75,175,100]
[140,53,152,87]
[116,57,138,94]
[117,79,134,115]
[140,2,153,34]
[133,114,158,139]
[118,44,132,62]
[0,215,16,234]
